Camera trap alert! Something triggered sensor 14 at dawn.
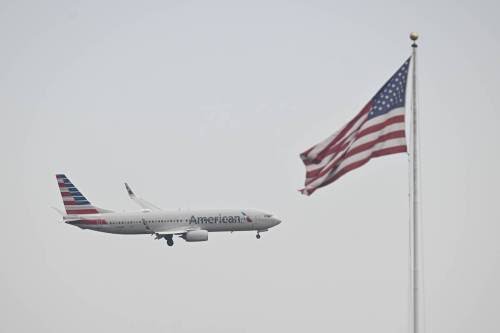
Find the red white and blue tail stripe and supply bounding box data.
[56,174,101,215]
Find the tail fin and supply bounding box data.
[56,174,111,215]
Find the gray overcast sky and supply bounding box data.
[1,0,500,332]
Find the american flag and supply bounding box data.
[300,58,411,195]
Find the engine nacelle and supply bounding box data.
[183,230,208,242]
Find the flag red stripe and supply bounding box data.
[344,130,405,159]
[331,145,408,182]
[326,145,407,188]
[305,129,405,179]
[302,145,407,195]
[304,113,404,166]
[355,114,405,138]
[302,137,352,166]
[301,102,372,164]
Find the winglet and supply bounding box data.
[124,182,161,211]
[125,182,135,198]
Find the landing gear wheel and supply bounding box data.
[256,233,261,239]
[166,236,174,247]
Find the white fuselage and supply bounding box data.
[66,209,281,235]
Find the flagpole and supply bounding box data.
[409,32,420,333]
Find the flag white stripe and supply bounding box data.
[348,122,405,151]
[304,103,402,165]
[305,129,405,185]
[304,107,405,174]
[306,125,405,183]
[305,137,352,172]
[335,137,406,171]
[304,111,370,161]
[303,137,406,191]
[357,107,404,133]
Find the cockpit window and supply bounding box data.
[264,214,273,218]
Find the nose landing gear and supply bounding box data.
[256,232,261,239]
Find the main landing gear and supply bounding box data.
[165,235,174,247]
[153,233,174,246]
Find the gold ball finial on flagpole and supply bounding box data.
[410,32,419,47]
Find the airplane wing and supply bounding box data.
[155,227,199,235]
[153,226,200,238]
[125,183,162,211]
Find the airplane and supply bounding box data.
[54,174,281,246]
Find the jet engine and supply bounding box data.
[183,230,208,242]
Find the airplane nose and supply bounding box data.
[273,218,281,226]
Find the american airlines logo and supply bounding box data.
[189,213,252,225]
[241,212,253,222]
